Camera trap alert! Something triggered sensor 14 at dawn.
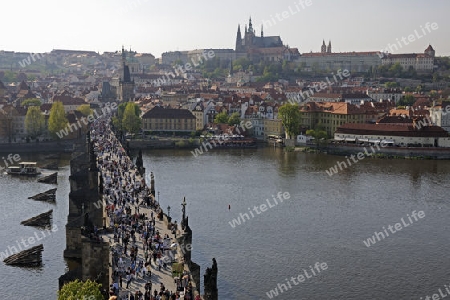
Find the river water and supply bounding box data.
[1,148,450,299]
[141,147,450,300]
[0,153,71,300]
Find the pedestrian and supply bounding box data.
[126,274,131,289]
[146,263,152,277]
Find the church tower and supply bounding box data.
[235,25,243,52]
[321,40,326,53]
[244,17,255,52]
[327,40,332,53]
[248,17,254,34]
[118,46,135,102]
[424,45,435,57]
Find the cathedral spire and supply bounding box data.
[321,40,326,53]
[248,16,253,32]
[122,45,126,66]
[261,24,264,37]
[236,25,242,51]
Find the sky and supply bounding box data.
[1,0,449,58]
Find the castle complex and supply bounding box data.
[297,41,435,73]
[235,17,300,62]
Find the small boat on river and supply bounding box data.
[7,162,41,176]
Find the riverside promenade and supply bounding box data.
[91,120,200,300]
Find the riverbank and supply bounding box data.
[128,137,259,150]
[0,141,74,153]
[326,144,450,159]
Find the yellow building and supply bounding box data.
[190,102,205,131]
[142,106,196,132]
[299,102,390,136]
[263,119,284,139]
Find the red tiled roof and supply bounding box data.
[336,122,448,137]
[377,115,413,124]
[52,95,85,106]
[142,106,195,119]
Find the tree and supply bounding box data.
[112,116,122,131]
[48,101,68,138]
[388,63,403,77]
[306,129,328,147]
[58,279,103,300]
[118,102,140,118]
[278,103,301,139]
[2,71,17,83]
[214,111,229,124]
[113,102,141,131]
[306,128,328,145]
[25,106,45,139]
[384,82,398,88]
[21,98,42,107]
[398,94,415,106]
[0,106,15,143]
[77,104,93,116]
[227,112,241,126]
[234,58,251,71]
[122,102,141,135]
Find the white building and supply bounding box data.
[296,134,313,145]
[160,51,189,65]
[297,41,381,73]
[381,45,435,72]
[367,89,403,104]
[334,123,449,147]
[430,101,450,133]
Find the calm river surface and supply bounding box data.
[142,147,450,300]
[1,148,450,299]
[0,153,71,300]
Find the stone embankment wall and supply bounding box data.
[327,144,450,159]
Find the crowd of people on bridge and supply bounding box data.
[90,119,196,300]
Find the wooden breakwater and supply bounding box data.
[21,210,53,227]
[28,189,57,202]
[38,172,58,184]
[3,244,44,266]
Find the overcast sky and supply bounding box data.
[1,0,448,57]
